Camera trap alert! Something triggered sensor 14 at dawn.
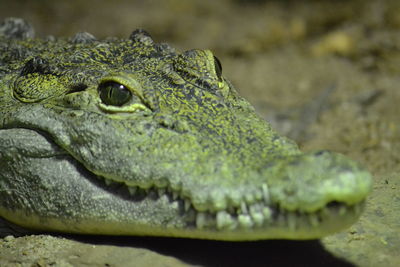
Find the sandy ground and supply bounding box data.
[1,0,399,266]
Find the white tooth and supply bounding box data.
[249,204,264,226]
[196,212,207,229]
[262,207,272,221]
[245,193,255,204]
[158,188,166,197]
[172,191,179,200]
[184,199,191,211]
[240,202,248,214]
[251,212,264,227]
[228,192,242,207]
[104,179,112,186]
[262,183,270,204]
[238,215,253,229]
[216,211,236,230]
[210,190,227,211]
[287,213,296,231]
[254,190,263,201]
[309,213,319,227]
[128,187,137,195]
[170,200,179,209]
[339,205,347,216]
[160,194,170,203]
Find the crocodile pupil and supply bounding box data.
[98,81,131,106]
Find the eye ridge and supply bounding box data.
[67,83,88,94]
[98,81,132,106]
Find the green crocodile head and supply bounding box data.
[0,18,372,240]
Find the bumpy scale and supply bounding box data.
[0,18,372,240]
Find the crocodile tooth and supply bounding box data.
[227,191,242,207]
[172,191,179,200]
[251,212,264,227]
[196,212,207,229]
[262,207,272,221]
[240,202,248,214]
[210,191,227,211]
[287,212,296,231]
[254,190,263,201]
[238,214,253,229]
[157,188,166,197]
[244,193,255,204]
[216,210,236,230]
[104,179,112,186]
[159,194,170,203]
[309,213,319,227]
[184,198,191,212]
[250,204,264,226]
[128,186,137,195]
[170,200,180,210]
[261,183,270,204]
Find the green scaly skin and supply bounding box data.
[0,18,372,240]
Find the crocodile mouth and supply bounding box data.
[98,175,365,239]
[0,128,367,240]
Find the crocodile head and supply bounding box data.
[0,18,372,240]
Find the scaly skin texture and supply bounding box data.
[0,18,372,240]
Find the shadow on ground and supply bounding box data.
[70,234,354,267]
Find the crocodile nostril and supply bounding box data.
[20,56,52,76]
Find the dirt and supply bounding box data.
[0,0,399,266]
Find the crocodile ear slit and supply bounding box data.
[129,29,154,45]
[213,56,223,81]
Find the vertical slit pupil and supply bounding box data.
[99,81,132,106]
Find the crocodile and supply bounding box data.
[0,18,372,241]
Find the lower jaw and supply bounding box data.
[0,200,364,241]
[96,177,365,240]
[176,201,365,241]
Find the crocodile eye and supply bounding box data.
[98,81,132,106]
[213,56,222,80]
